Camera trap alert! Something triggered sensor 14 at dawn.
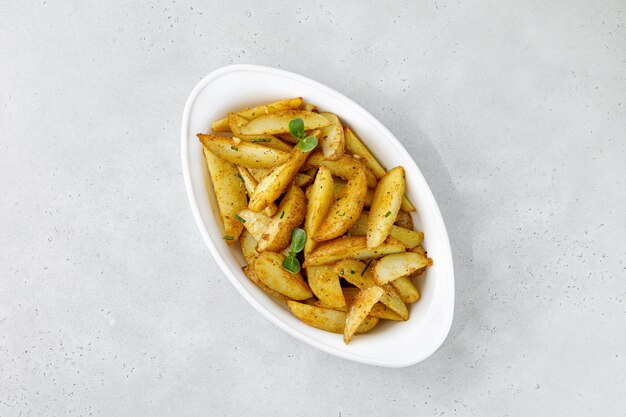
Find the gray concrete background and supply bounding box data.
[1,1,625,416]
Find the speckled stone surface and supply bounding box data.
[1,1,625,416]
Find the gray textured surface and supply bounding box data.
[1,1,625,416]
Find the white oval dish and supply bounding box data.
[181,65,454,367]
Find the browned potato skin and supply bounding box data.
[390,276,420,304]
[344,286,384,344]
[248,141,316,212]
[306,265,346,309]
[372,252,431,285]
[394,210,414,230]
[335,259,409,320]
[287,301,379,334]
[304,166,334,256]
[313,164,367,242]
[198,134,290,168]
[367,166,406,247]
[212,97,303,132]
[202,147,247,243]
[306,151,378,188]
[303,236,405,267]
[243,266,291,303]
[240,110,331,135]
[254,252,312,300]
[257,185,306,252]
[318,112,345,161]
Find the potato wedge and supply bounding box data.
[236,209,271,241]
[202,147,247,242]
[318,112,345,161]
[333,179,374,207]
[239,229,260,265]
[248,142,315,212]
[240,110,330,135]
[344,127,415,211]
[254,252,312,300]
[335,259,408,320]
[304,166,334,256]
[367,166,406,247]
[236,166,278,217]
[257,185,306,252]
[344,126,387,178]
[373,252,431,285]
[349,212,423,248]
[306,151,377,188]
[394,210,414,230]
[212,97,303,132]
[287,301,378,334]
[306,265,345,309]
[303,236,405,267]
[344,286,384,344]
[313,165,367,241]
[411,245,427,257]
[243,266,291,303]
[340,288,404,320]
[301,102,317,112]
[390,276,420,304]
[228,113,293,152]
[198,134,289,169]
[276,132,298,144]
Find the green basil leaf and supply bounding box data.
[282,255,300,273]
[298,136,318,153]
[290,228,306,253]
[288,118,305,139]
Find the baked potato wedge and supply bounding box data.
[257,185,306,252]
[343,286,384,344]
[228,113,293,152]
[237,166,278,217]
[367,166,406,247]
[303,236,405,267]
[202,147,247,242]
[306,151,377,188]
[212,97,303,132]
[333,179,374,207]
[243,266,291,303]
[240,110,330,135]
[254,252,312,300]
[306,265,346,309]
[340,288,404,320]
[344,126,386,178]
[373,252,431,285]
[198,134,290,169]
[248,140,316,212]
[349,212,423,249]
[236,209,271,241]
[390,276,420,304]
[313,164,367,242]
[301,102,317,112]
[318,112,345,161]
[239,229,260,265]
[287,301,379,334]
[304,166,334,255]
[344,127,415,211]
[335,259,409,320]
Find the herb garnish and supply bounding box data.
[282,228,306,273]
[288,118,318,152]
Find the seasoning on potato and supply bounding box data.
[199,98,433,344]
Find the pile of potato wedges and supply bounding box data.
[198,97,433,344]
